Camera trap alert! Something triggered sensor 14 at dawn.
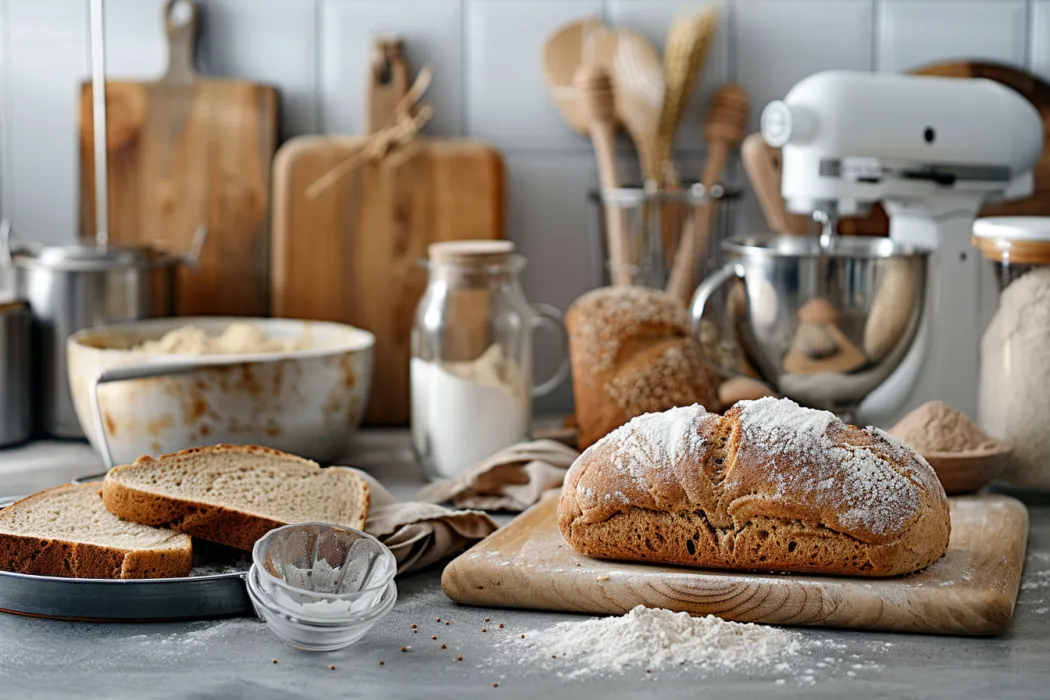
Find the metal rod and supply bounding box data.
[89,0,109,251]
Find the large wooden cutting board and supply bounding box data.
[839,61,1050,237]
[79,0,278,316]
[270,137,504,427]
[442,493,1029,636]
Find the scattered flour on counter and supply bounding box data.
[493,605,800,679]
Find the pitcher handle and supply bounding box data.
[530,303,571,398]
[690,262,759,382]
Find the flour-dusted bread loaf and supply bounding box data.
[0,483,192,579]
[566,286,718,451]
[559,398,951,577]
[102,444,370,551]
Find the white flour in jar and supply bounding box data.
[411,344,528,478]
[979,268,1050,488]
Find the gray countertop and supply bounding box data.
[2,433,1050,700]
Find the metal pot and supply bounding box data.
[0,298,32,446]
[13,244,183,438]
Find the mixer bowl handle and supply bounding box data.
[689,261,762,383]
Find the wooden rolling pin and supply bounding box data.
[577,65,631,286]
[740,133,816,236]
[666,84,749,305]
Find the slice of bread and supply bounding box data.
[102,445,371,551]
[0,483,192,579]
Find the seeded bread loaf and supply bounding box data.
[566,286,718,451]
[559,398,951,577]
[102,444,370,551]
[0,483,192,579]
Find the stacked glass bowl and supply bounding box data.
[247,522,398,652]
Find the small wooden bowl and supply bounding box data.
[922,445,1012,495]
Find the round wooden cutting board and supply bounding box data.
[838,61,1050,237]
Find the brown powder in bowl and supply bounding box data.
[888,401,1001,454]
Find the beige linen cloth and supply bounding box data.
[348,469,499,575]
[417,440,580,512]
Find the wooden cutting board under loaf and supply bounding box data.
[442,493,1029,636]
[79,0,278,316]
[271,45,505,426]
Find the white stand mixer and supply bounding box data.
[760,70,1043,422]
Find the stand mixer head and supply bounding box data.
[692,70,1043,421]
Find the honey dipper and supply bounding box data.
[577,64,632,286]
[666,84,749,305]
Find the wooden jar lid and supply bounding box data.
[973,216,1050,264]
[428,240,515,266]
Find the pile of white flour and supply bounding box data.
[499,605,800,679]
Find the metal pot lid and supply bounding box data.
[12,244,180,271]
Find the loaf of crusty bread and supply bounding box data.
[566,286,718,451]
[559,397,951,577]
[0,483,192,579]
[102,444,370,551]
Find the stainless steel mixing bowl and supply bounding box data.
[690,235,930,418]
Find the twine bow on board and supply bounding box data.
[305,65,436,199]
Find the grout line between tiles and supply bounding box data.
[1025,0,1034,71]
[0,0,7,215]
[872,0,882,72]
[313,0,323,134]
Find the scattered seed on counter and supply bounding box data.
[498,624,504,629]
[481,628,487,633]
[520,634,525,639]
[646,669,651,674]
[379,661,385,666]
[413,629,419,634]
[493,683,499,688]
[445,621,451,626]
[551,655,557,659]
[431,636,438,640]
[484,617,490,622]
[436,617,441,622]
[401,646,409,653]
[457,656,463,662]
[329,665,335,671]
[411,624,418,629]
[271,659,277,665]
[441,644,447,649]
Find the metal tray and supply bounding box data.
[0,475,253,621]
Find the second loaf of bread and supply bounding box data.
[559,397,951,577]
[566,286,718,451]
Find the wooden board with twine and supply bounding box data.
[271,55,505,426]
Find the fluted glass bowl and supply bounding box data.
[252,522,398,617]
[246,563,397,652]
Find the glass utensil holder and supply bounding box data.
[411,244,569,481]
[588,184,742,290]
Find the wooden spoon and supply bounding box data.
[577,65,631,286]
[740,133,816,236]
[666,83,749,306]
[542,17,606,134]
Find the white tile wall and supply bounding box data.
[1,0,1048,414]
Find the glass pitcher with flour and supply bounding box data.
[411,241,569,480]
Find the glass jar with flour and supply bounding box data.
[411,241,570,480]
[973,217,1050,491]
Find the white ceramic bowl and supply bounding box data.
[67,317,374,465]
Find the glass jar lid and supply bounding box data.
[972,216,1050,263]
[428,240,514,266]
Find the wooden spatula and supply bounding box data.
[577,65,631,286]
[740,133,816,236]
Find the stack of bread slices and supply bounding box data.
[0,445,370,580]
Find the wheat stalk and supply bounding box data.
[655,5,719,188]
